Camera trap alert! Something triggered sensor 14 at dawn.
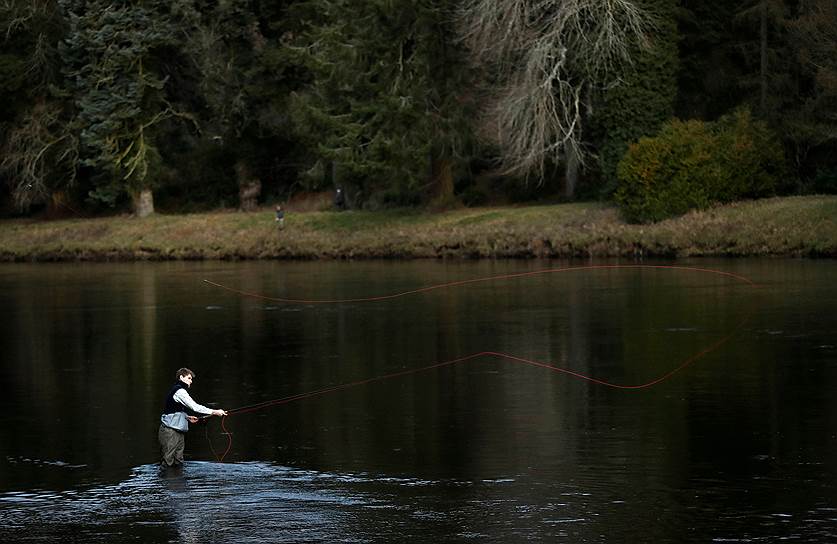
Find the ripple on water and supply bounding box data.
[1,462,834,543]
[0,462,475,543]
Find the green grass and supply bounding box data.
[1,195,835,261]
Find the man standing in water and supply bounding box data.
[159,368,227,467]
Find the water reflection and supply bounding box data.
[0,259,835,542]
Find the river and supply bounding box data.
[0,259,835,542]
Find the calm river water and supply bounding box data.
[0,259,835,542]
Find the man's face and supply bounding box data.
[179,374,193,387]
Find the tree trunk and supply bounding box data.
[430,157,455,208]
[760,0,768,114]
[47,191,70,218]
[133,188,155,217]
[236,161,261,211]
[565,145,580,199]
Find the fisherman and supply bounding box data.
[159,368,227,467]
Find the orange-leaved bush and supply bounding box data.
[615,109,786,223]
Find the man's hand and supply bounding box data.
[212,409,228,417]
[187,416,199,423]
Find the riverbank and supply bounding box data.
[1,195,835,261]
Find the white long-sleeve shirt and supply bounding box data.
[160,388,214,432]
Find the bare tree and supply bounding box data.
[0,101,78,210]
[1,1,77,210]
[459,0,652,193]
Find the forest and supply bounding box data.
[1,0,835,223]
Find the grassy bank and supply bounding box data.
[1,195,835,261]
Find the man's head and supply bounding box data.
[176,368,195,387]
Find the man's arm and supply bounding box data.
[173,389,226,416]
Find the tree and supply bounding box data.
[0,0,77,213]
[59,0,180,216]
[156,0,324,211]
[785,0,837,177]
[174,0,263,210]
[459,0,654,197]
[676,0,742,120]
[734,0,794,119]
[727,0,837,185]
[593,0,678,195]
[287,0,474,208]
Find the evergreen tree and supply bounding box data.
[59,0,178,215]
[676,1,744,120]
[734,0,796,120]
[287,0,474,208]
[594,0,679,195]
[168,0,301,209]
[725,0,831,187]
[784,0,837,182]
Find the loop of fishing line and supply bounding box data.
[202,264,759,462]
[202,264,757,305]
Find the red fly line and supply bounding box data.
[203,264,757,304]
[203,264,758,462]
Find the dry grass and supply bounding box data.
[1,195,835,261]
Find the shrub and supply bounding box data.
[810,168,837,195]
[615,109,786,223]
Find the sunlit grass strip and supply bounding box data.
[0,195,834,261]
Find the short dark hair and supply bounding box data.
[176,368,195,381]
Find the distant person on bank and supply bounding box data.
[334,187,345,210]
[275,205,285,227]
[159,368,227,467]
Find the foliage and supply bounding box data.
[152,138,239,211]
[677,1,837,187]
[0,101,78,210]
[615,109,786,223]
[0,0,75,211]
[592,0,679,194]
[807,168,837,195]
[676,0,743,119]
[459,0,654,188]
[2,0,837,217]
[734,0,796,115]
[286,0,474,208]
[59,0,178,206]
[784,1,837,175]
